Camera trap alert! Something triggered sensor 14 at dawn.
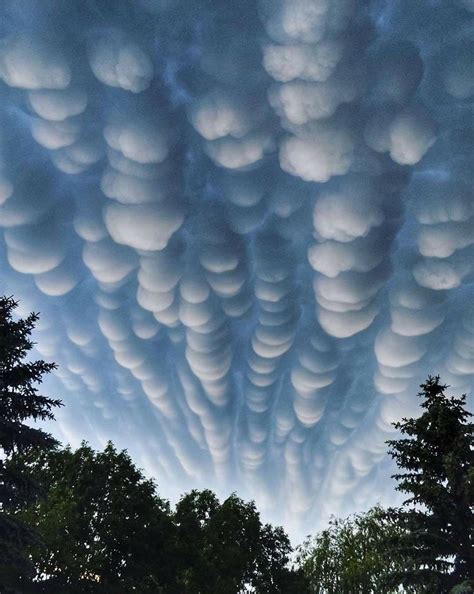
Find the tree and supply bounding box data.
[14,442,177,593]
[386,376,474,593]
[174,489,307,593]
[297,505,413,593]
[15,444,305,593]
[0,296,62,591]
[254,523,310,593]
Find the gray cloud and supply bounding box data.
[0,0,472,536]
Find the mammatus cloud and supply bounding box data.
[0,0,472,534]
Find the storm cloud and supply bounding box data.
[0,0,472,534]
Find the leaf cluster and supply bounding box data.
[297,505,414,593]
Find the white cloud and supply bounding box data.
[269,77,358,125]
[31,118,80,150]
[260,0,354,44]
[206,131,274,169]
[279,120,354,182]
[388,106,437,165]
[375,328,428,367]
[262,39,344,82]
[413,256,471,290]
[104,119,169,165]
[0,35,71,90]
[104,202,184,251]
[189,91,259,141]
[28,88,87,121]
[312,180,384,242]
[88,31,153,93]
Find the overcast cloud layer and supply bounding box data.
[0,0,473,534]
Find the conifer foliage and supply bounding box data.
[0,296,62,590]
[387,376,474,592]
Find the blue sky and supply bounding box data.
[0,0,473,537]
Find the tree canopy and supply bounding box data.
[174,488,307,593]
[14,442,176,593]
[13,443,307,593]
[297,505,413,594]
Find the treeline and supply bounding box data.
[0,296,472,593]
[7,442,307,593]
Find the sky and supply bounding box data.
[0,0,473,537]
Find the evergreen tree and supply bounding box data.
[0,296,62,590]
[386,376,474,593]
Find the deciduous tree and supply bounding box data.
[297,505,412,593]
[15,442,178,593]
[174,489,307,593]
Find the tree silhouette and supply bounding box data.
[0,296,62,591]
[15,442,177,593]
[174,489,307,593]
[16,445,306,593]
[387,376,474,592]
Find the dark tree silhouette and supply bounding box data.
[174,489,307,593]
[387,376,474,592]
[16,445,306,593]
[0,296,62,591]
[15,442,177,593]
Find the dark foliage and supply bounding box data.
[0,296,62,592]
[174,489,307,593]
[14,444,306,593]
[386,376,474,593]
[14,442,177,593]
